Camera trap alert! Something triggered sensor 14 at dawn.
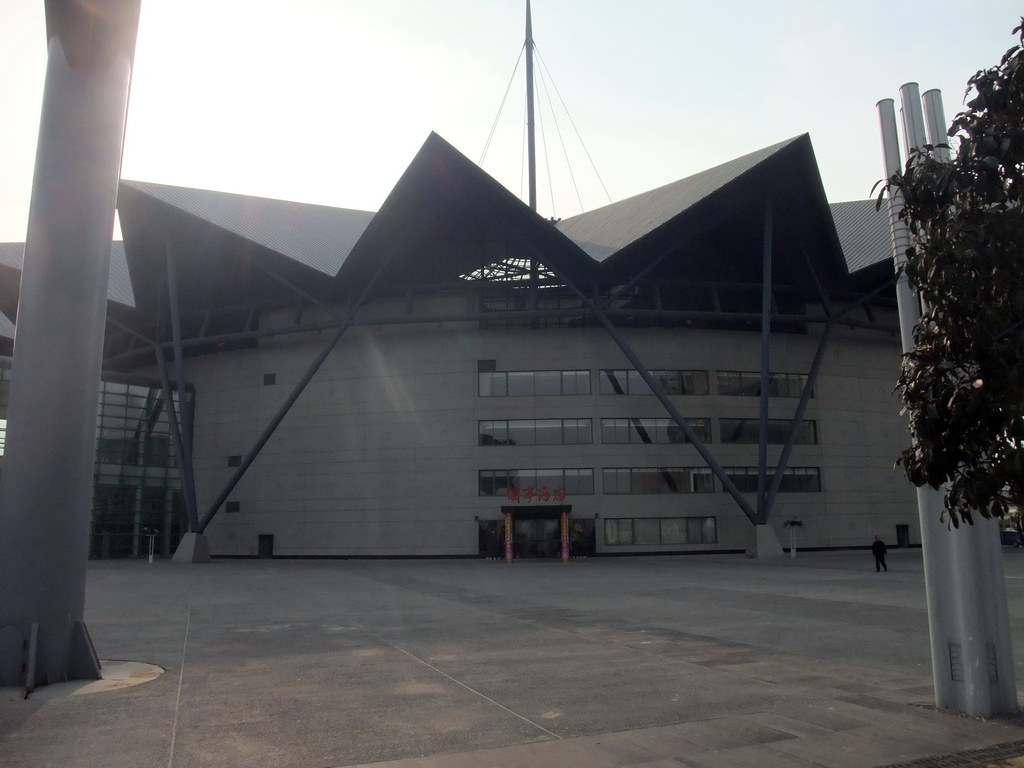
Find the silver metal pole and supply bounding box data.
[879,88,1017,716]
[525,0,537,211]
[921,88,952,162]
[899,84,1015,716]
[879,94,956,709]
[0,0,140,686]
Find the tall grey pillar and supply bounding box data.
[0,0,140,687]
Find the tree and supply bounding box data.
[882,19,1024,526]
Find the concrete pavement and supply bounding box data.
[2,548,1024,767]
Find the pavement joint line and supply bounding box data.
[372,574,935,714]
[167,591,193,768]
[877,737,1024,767]
[353,622,563,741]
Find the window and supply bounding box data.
[601,417,712,444]
[778,467,822,492]
[719,418,817,445]
[604,518,634,545]
[145,436,172,467]
[479,369,591,396]
[226,501,241,513]
[600,369,709,395]
[227,455,242,467]
[478,468,595,497]
[479,419,593,446]
[716,371,810,398]
[604,516,717,546]
[723,467,821,493]
[97,437,139,465]
[602,467,714,494]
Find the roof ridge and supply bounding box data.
[555,135,807,260]
[561,134,805,224]
[120,179,376,216]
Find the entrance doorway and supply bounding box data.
[515,517,560,558]
[479,505,578,560]
[569,518,596,557]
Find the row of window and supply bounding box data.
[478,466,822,496]
[478,418,817,446]
[604,517,717,546]
[479,369,810,398]
[97,436,175,467]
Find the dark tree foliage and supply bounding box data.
[882,20,1024,526]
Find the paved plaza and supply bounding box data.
[3,548,1024,767]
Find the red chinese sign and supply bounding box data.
[506,486,567,503]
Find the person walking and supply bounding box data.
[871,535,888,572]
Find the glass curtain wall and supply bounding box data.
[91,379,191,558]
[0,364,192,559]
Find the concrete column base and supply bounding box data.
[172,532,211,564]
[747,525,785,558]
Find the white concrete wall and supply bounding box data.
[189,310,916,556]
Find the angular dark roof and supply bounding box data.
[119,181,374,276]
[557,137,800,261]
[333,132,597,292]
[0,132,900,348]
[557,134,852,294]
[830,199,893,273]
[0,240,134,307]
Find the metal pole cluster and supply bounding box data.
[877,85,1017,716]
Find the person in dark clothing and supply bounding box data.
[872,535,888,572]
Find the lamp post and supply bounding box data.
[783,519,802,559]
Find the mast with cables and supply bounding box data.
[525,0,537,212]
[480,1,610,217]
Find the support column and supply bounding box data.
[560,510,570,563]
[756,199,773,525]
[0,0,140,687]
[165,243,199,531]
[155,351,194,529]
[504,511,514,564]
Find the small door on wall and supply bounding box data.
[478,520,505,558]
[570,518,596,556]
[258,534,274,558]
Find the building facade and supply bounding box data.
[1,131,915,558]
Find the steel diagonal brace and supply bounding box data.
[240,251,343,322]
[760,241,836,524]
[520,253,758,524]
[196,255,392,533]
[763,320,834,521]
[155,350,199,531]
[166,242,200,532]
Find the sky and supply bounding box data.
[0,0,1019,242]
